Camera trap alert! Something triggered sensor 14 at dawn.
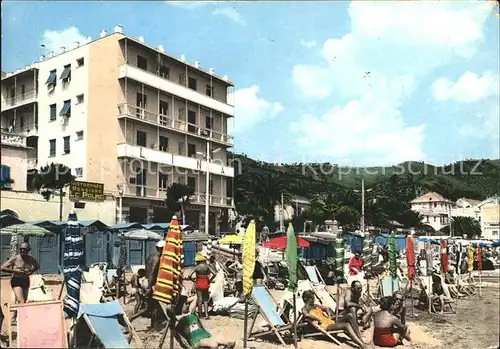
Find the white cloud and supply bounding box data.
[212,7,245,25]
[230,85,283,133]
[432,71,500,103]
[300,39,316,48]
[459,104,500,157]
[290,1,491,164]
[41,26,86,53]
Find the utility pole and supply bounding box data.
[448,203,453,237]
[205,140,210,235]
[361,179,365,233]
[280,192,284,231]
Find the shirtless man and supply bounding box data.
[373,296,411,347]
[1,242,40,303]
[130,268,147,314]
[391,291,406,324]
[338,281,371,329]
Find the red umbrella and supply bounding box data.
[264,235,310,249]
[440,239,449,273]
[406,236,416,280]
[477,245,482,272]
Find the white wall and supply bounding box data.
[36,46,90,179]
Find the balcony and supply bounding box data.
[122,184,233,207]
[0,124,38,137]
[119,64,234,116]
[1,90,37,112]
[117,143,234,177]
[118,104,233,147]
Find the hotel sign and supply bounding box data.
[69,181,105,201]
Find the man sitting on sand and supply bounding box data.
[391,291,406,324]
[373,296,411,347]
[338,281,372,329]
[1,242,40,304]
[301,290,366,349]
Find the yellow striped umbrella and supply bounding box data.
[242,220,256,296]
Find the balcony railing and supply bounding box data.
[0,124,38,136]
[3,90,37,109]
[118,103,234,146]
[1,132,26,147]
[122,184,232,206]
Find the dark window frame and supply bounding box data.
[59,100,71,117]
[63,136,70,154]
[136,130,147,147]
[187,143,196,157]
[137,55,148,70]
[46,70,57,86]
[60,64,72,82]
[188,77,197,90]
[50,104,57,121]
[49,139,56,157]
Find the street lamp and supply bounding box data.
[354,179,373,233]
[197,141,221,235]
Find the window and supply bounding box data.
[75,168,83,178]
[159,65,170,79]
[76,94,84,104]
[188,77,197,90]
[159,136,169,152]
[137,55,148,70]
[136,168,146,186]
[10,87,15,99]
[206,84,212,97]
[179,73,186,86]
[178,142,185,155]
[187,177,196,191]
[20,116,24,128]
[209,180,214,195]
[433,217,436,222]
[59,100,71,117]
[60,64,71,82]
[46,70,57,87]
[159,100,169,115]
[136,130,147,147]
[63,136,70,154]
[76,131,84,140]
[187,143,196,157]
[425,216,429,223]
[49,139,56,157]
[205,116,213,130]
[77,58,84,67]
[21,85,26,98]
[50,104,57,121]
[187,110,196,133]
[0,165,12,189]
[159,173,168,189]
[434,202,437,207]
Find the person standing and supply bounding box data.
[189,254,215,319]
[252,249,266,285]
[1,242,40,303]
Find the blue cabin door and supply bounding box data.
[38,235,59,274]
[183,241,195,267]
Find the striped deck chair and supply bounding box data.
[248,285,293,345]
[304,265,325,284]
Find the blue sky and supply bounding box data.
[2,1,499,166]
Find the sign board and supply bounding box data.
[69,181,105,201]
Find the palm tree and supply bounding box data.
[440,216,481,238]
[33,163,75,221]
[164,183,195,225]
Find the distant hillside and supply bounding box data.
[232,153,500,201]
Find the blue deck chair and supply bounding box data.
[304,265,325,284]
[379,275,401,297]
[75,301,142,348]
[248,285,293,345]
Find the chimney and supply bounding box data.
[74,41,80,48]
[114,24,123,33]
[48,51,54,58]
[222,75,228,81]
[100,29,107,38]
[138,36,145,43]
[86,36,92,43]
[209,68,215,75]
[40,55,45,62]
[60,46,66,53]
[180,54,186,62]
[194,61,200,68]
[158,45,164,52]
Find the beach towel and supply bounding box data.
[153,217,183,304]
[176,313,211,346]
[77,301,129,348]
[63,212,84,318]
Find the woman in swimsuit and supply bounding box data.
[189,254,215,320]
[373,296,411,347]
[301,290,366,349]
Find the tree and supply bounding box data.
[164,183,195,225]
[441,216,482,238]
[33,163,75,221]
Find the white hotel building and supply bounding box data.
[1,25,235,231]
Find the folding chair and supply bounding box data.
[74,300,142,348]
[304,265,325,284]
[248,285,293,345]
[378,275,401,298]
[417,277,455,314]
[295,313,343,345]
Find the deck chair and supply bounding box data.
[304,265,325,284]
[80,282,104,304]
[417,277,454,314]
[248,285,293,345]
[25,274,53,302]
[295,313,343,345]
[378,275,401,298]
[74,300,142,348]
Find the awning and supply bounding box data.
[122,229,162,241]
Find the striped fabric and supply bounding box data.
[206,237,213,259]
[363,235,372,269]
[242,221,256,296]
[10,233,18,258]
[63,213,84,318]
[334,231,344,278]
[153,218,184,304]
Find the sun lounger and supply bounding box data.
[418,277,454,314]
[304,265,325,284]
[296,313,342,345]
[74,300,141,348]
[248,285,293,345]
[378,275,401,297]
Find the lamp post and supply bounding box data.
[354,179,373,233]
[197,141,221,235]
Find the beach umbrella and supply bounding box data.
[153,216,184,305]
[242,220,256,349]
[0,214,24,228]
[440,239,449,273]
[406,236,416,281]
[219,233,243,245]
[477,245,482,272]
[63,212,84,318]
[468,243,474,273]
[117,233,128,270]
[264,235,310,250]
[389,231,398,279]
[1,223,55,237]
[492,241,500,248]
[334,230,344,318]
[285,222,298,348]
[363,235,372,269]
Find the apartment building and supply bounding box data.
[0,25,235,231]
[410,192,453,231]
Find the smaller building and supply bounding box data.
[411,192,453,232]
[477,197,500,240]
[452,197,481,219]
[274,196,311,223]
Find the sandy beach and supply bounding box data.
[1,275,498,349]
